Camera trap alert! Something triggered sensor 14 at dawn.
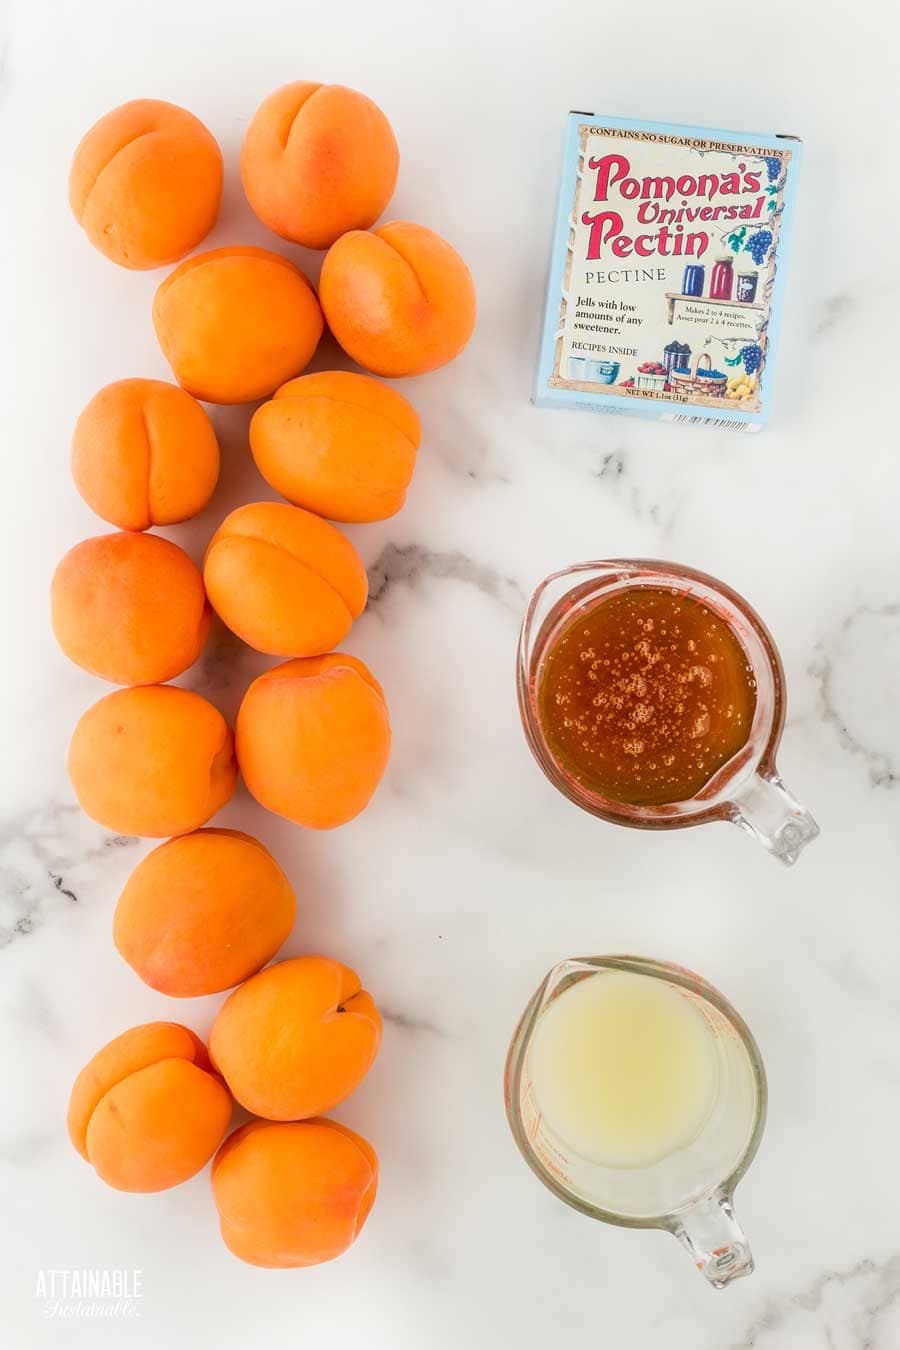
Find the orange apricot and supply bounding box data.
[72,379,219,531]
[68,685,237,837]
[209,956,382,1120]
[203,502,367,657]
[153,247,323,404]
[241,82,398,249]
[51,532,210,686]
[69,99,223,270]
[68,1022,232,1191]
[212,1119,378,1267]
[236,654,390,829]
[319,220,476,377]
[113,829,296,996]
[249,371,422,522]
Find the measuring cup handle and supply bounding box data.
[729,770,820,865]
[671,1189,753,1290]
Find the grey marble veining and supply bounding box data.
[367,542,525,614]
[726,1255,900,1349]
[0,801,137,947]
[809,604,900,788]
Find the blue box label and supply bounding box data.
[534,114,802,430]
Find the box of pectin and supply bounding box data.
[534,112,802,431]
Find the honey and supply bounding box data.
[538,588,757,806]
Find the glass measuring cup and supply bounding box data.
[504,956,767,1289]
[517,559,819,864]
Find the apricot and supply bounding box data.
[72,379,219,531]
[69,685,237,837]
[114,829,296,996]
[209,956,382,1119]
[203,502,367,657]
[69,99,223,270]
[319,221,476,377]
[212,1119,378,1267]
[249,371,422,523]
[153,247,323,404]
[241,82,399,249]
[236,655,390,829]
[51,532,210,686]
[67,1022,232,1191]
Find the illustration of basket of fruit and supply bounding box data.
[634,360,668,390]
[670,353,727,398]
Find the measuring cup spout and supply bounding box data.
[729,770,819,865]
[671,1189,754,1289]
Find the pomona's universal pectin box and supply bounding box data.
[534,113,802,431]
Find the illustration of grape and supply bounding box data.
[746,229,773,265]
[764,156,782,183]
[740,344,762,375]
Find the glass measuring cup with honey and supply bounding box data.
[505,957,767,1289]
[517,560,819,863]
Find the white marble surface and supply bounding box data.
[4,0,900,1344]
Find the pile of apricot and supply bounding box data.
[61,79,476,1267]
[69,950,382,1267]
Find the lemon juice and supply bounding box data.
[528,969,721,1170]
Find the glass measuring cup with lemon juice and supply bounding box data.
[505,958,766,1288]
